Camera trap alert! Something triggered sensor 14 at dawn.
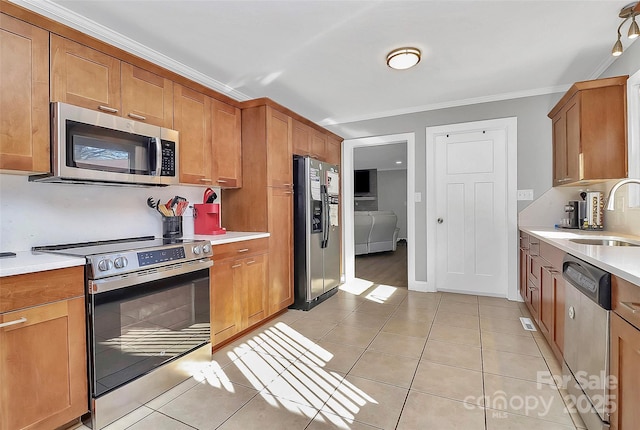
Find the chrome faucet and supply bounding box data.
[605,178,640,210]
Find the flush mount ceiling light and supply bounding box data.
[386,47,421,70]
[612,1,640,56]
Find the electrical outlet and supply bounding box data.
[517,189,534,201]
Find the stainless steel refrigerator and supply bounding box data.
[291,155,340,310]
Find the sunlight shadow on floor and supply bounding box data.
[202,321,378,428]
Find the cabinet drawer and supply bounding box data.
[612,275,640,330]
[0,266,84,313]
[540,241,564,270]
[213,238,268,261]
[519,232,529,250]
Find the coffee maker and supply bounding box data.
[562,201,580,229]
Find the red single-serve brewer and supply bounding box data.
[193,188,226,235]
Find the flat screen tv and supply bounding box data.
[354,170,370,195]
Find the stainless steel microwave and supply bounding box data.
[30,102,179,186]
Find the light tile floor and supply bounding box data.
[79,284,586,430]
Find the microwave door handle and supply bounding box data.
[151,137,162,176]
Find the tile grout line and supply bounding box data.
[392,293,441,429]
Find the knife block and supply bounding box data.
[193,203,226,235]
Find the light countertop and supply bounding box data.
[520,226,640,286]
[192,231,270,245]
[0,231,270,278]
[0,252,86,278]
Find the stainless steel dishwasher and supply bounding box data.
[562,254,611,430]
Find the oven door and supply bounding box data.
[87,259,212,398]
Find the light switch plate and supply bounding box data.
[415,192,422,202]
[517,189,534,201]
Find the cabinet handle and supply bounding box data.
[199,178,212,182]
[283,183,292,187]
[528,285,538,291]
[237,248,249,253]
[620,302,640,314]
[284,191,293,194]
[98,105,118,113]
[217,179,228,183]
[127,113,146,121]
[246,260,256,265]
[231,264,242,269]
[0,317,27,328]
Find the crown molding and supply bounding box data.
[318,84,571,126]
[9,0,251,102]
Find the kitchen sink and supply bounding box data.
[569,238,640,247]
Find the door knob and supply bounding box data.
[437,218,444,224]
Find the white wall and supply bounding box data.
[0,174,219,252]
[377,169,407,239]
[328,93,557,282]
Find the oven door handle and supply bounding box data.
[89,259,213,294]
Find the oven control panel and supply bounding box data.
[88,241,213,279]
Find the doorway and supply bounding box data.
[342,133,417,290]
[426,118,518,300]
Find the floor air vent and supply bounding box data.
[519,317,537,331]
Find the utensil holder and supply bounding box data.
[162,216,183,239]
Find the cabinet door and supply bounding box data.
[552,274,565,356]
[564,95,581,183]
[519,247,528,300]
[326,135,341,166]
[292,119,311,156]
[174,84,212,185]
[610,312,640,430]
[50,35,121,114]
[243,253,268,327]
[212,99,242,188]
[310,129,327,160]
[267,187,293,314]
[539,265,555,339]
[211,259,239,346]
[0,14,50,173]
[121,63,173,128]
[0,297,87,430]
[266,107,292,187]
[552,113,568,186]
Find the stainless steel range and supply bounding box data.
[34,236,213,429]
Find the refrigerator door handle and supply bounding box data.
[321,185,329,248]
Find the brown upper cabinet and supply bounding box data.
[174,84,212,185]
[121,62,173,128]
[292,118,342,166]
[0,14,50,174]
[266,107,293,188]
[326,134,341,166]
[548,76,628,186]
[174,86,243,187]
[292,119,312,157]
[212,99,242,188]
[51,35,174,128]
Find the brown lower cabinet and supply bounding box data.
[211,238,269,347]
[519,231,565,361]
[0,267,87,430]
[610,276,640,430]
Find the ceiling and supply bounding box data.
[17,0,636,126]
[355,143,407,171]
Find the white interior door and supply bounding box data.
[434,126,508,296]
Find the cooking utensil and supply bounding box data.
[147,196,156,209]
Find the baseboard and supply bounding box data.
[408,280,431,292]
